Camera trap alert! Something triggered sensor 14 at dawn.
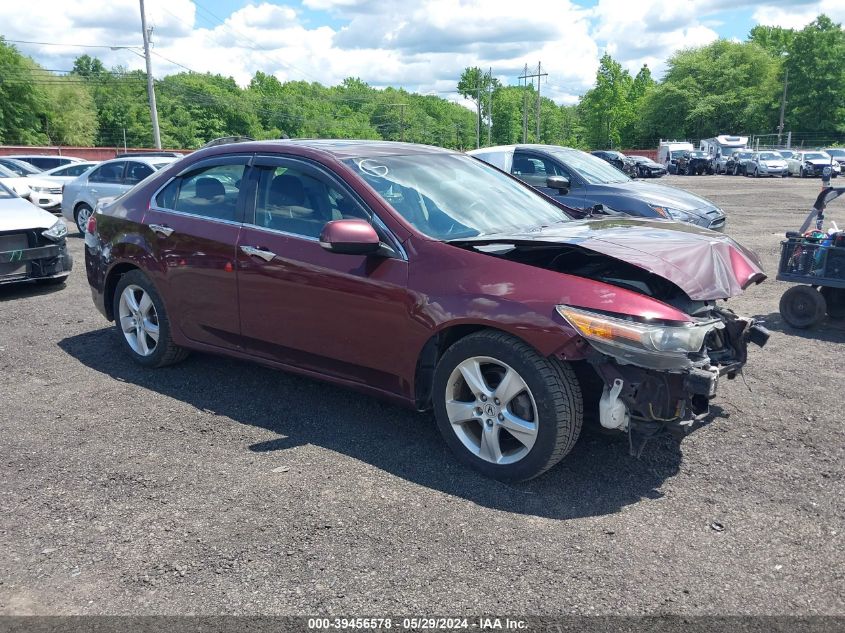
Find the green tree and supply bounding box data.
[578,54,633,148]
[0,38,47,144]
[457,66,499,147]
[784,15,845,134]
[42,77,98,145]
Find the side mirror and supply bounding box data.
[546,175,570,194]
[319,219,381,255]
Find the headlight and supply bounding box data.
[31,186,50,193]
[648,204,696,223]
[556,305,723,370]
[42,220,68,241]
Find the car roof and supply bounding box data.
[6,154,84,161]
[468,144,579,155]
[99,155,180,166]
[184,139,458,164]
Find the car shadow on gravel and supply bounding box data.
[755,311,845,343]
[59,328,684,521]
[0,280,67,301]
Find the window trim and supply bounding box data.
[149,154,254,224]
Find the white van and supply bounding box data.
[657,140,694,166]
[699,135,748,159]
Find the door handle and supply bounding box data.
[240,245,276,262]
[149,223,174,237]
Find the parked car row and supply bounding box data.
[591,151,667,178]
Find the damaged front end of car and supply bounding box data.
[451,218,770,452]
[556,303,769,452]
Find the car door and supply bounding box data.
[142,155,251,349]
[511,152,587,214]
[235,154,411,394]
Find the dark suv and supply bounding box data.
[85,140,767,481]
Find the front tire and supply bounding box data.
[432,330,583,481]
[112,270,188,367]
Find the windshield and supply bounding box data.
[760,152,782,160]
[0,181,15,199]
[825,149,845,157]
[690,151,707,158]
[670,151,686,159]
[343,153,570,240]
[735,152,753,159]
[549,149,629,184]
[804,152,828,160]
[0,165,17,178]
[1,159,40,176]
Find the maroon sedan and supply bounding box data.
[85,140,768,481]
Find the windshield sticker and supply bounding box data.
[358,159,389,178]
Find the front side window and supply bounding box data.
[512,154,567,189]
[155,163,245,222]
[343,153,570,240]
[251,164,369,239]
[89,162,125,183]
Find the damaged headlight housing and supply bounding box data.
[556,305,723,370]
[42,220,68,241]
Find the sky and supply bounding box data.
[2,0,843,107]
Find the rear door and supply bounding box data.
[142,154,251,350]
[235,154,411,394]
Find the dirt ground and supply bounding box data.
[1,174,842,617]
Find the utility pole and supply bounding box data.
[519,62,547,143]
[386,103,407,142]
[139,0,161,149]
[536,61,546,141]
[519,64,529,143]
[777,67,789,146]
[487,67,493,146]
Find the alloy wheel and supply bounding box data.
[118,284,160,356]
[76,205,92,234]
[444,356,538,465]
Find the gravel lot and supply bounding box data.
[1,175,843,617]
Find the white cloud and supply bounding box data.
[1,0,841,111]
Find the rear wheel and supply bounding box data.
[821,287,845,319]
[779,285,827,329]
[74,203,93,235]
[113,270,188,367]
[432,331,583,481]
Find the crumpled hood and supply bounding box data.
[0,196,61,231]
[806,158,836,166]
[601,180,718,213]
[453,218,766,301]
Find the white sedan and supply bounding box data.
[0,181,72,286]
[0,164,64,212]
[786,151,842,178]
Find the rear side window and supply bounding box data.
[29,157,60,170]
[124,162,154,184]
[89,162,125,183]
[155,163,246,222]
[60,164,92,177]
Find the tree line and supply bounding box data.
[0,15,842,152]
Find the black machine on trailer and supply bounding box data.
[777,179,845,328]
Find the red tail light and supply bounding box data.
[86,214,97,235]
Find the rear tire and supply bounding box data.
[74,203,93,235]
[821,287,845,319]
[779,285,827,329]
[432,330,583,481]
[112,270,189,367]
